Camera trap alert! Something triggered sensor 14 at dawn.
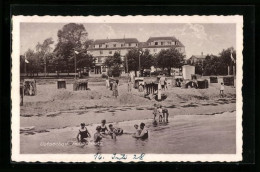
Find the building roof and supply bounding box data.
[146,36,184,47]
[147,36,178,42]
[190,55,207,59]
[93,38,139,44]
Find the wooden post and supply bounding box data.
[228,66,230,75]
[233,65,235,76]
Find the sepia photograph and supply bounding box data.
[11,15,243,162]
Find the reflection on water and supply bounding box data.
[21,112,236,154]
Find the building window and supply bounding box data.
[136,43,138,46]
[168,41,171,45]
[106,45,108,48]
[109,51,112,54]
[98,57,102,63]
[113,44,116,47]
[161,42,164,45]
[118,50,121,54]
[154,49,157,52]
[100,50,103,55]
[155,42,158,45]
[99,44,102,48]
[121,44,124,47]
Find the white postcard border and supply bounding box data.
[11,15,243,162]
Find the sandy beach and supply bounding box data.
[20,77,236,154]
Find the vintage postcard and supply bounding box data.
[11,15,243,162]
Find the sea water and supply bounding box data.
[21,111,236,154]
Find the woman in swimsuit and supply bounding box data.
[100,119,109,134]
[76,123,91,144]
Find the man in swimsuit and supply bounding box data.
[133,123,148,139]
[100,119,109,134]
[108,124,124,139]
[76,123,91,144]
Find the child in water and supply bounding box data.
[134,124,141,137]
[76,123,91,144]
[158,105,163,122]
[162,106,169,123]
[100,119,109,134]
[94,126,107,145]
[108,124,124,139]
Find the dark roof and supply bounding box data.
[138,42,148,48]
[141,45,184,49]
[88,47,137,51]
[147,36,177,42]
[189,55,206,59]
[146,37,184,47]
[93,38,139,44]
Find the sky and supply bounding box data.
[20,23,236,58]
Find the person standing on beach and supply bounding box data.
[112,81,119,98]
[106,76,110,89]
[159,74,166,91]
[153,103,158,120]
[220,82,225,97]
[127,74,132,92]
[158,82,162,101]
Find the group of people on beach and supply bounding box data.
[76,119,148,145]
[105,76,119,98]
[153,104,169,123]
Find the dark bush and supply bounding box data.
[101,73,108,78]
[108,66,121,77]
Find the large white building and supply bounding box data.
[140,36,185,56]
[87,38,139,74]
[87,36,185,75]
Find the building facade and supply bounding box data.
[188,52,206,65]
[140,36,185,56]
[87,38,139,74]
[88,36,185,75]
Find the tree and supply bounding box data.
[23,49,40,76]
[54,23,89,74]
[202,47,236,76]
[76,49,95,70]
[125,48,140,76]
[140,49,155,73]
[219,47,236,75]
[156,48,185,76]
[105,52,123,77]
[104,52,122,69]
[35,38,54,76]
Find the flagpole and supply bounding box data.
[24,54,27,76]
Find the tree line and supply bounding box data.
[187,47,236,76]
[21,23,95,76]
